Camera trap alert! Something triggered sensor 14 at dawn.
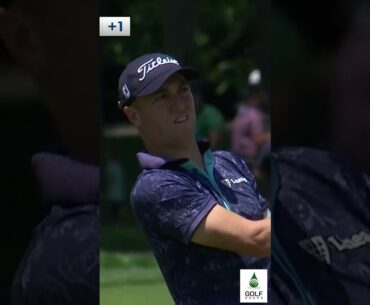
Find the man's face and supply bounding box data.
[0,0,99,162]
[127,73,196,148]
[332,32,370,170]
[1,0,98,100]
[30,0,98,103]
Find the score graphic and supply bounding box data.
[99,17,130,36]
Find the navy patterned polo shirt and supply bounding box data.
[131,141,270,305]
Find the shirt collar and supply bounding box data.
[137,140,211,170]
[32,152,99,206]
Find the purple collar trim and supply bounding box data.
[32,152,99,206]
[137,140,210,169]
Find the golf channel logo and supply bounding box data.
[240,269,268,303]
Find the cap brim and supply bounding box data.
[137,66,200,97]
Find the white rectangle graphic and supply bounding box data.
[240,269,268,303]
[99,17,130,36]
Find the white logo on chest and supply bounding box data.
[221,177,248,188]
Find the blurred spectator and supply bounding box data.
[232,83,270,167]
[193,84,226,150]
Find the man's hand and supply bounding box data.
[191,204,271,257]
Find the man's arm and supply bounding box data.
[191,204,270,257]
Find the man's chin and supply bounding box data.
[359,153,370,173]
[171,129,195,143]
[349,148,370,173]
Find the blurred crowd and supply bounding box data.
[193,68,271,202]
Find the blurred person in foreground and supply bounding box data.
[0,0,99,304]
[271,2,370,305]
[119,53,271,305]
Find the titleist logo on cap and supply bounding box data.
[137,56,179,81]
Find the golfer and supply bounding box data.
[118,53,271,305]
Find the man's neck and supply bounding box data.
[146,139,205,170]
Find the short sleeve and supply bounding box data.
[131,171,218,244]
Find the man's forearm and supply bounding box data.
[191,205,271,257]
[241,218,271,257]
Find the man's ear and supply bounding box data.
[123,105,142,128]
[0,7,44,78]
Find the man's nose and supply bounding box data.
[169,93,186,113]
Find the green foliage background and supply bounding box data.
[102,0,263,119]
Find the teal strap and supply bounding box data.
[181,150,231,211]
